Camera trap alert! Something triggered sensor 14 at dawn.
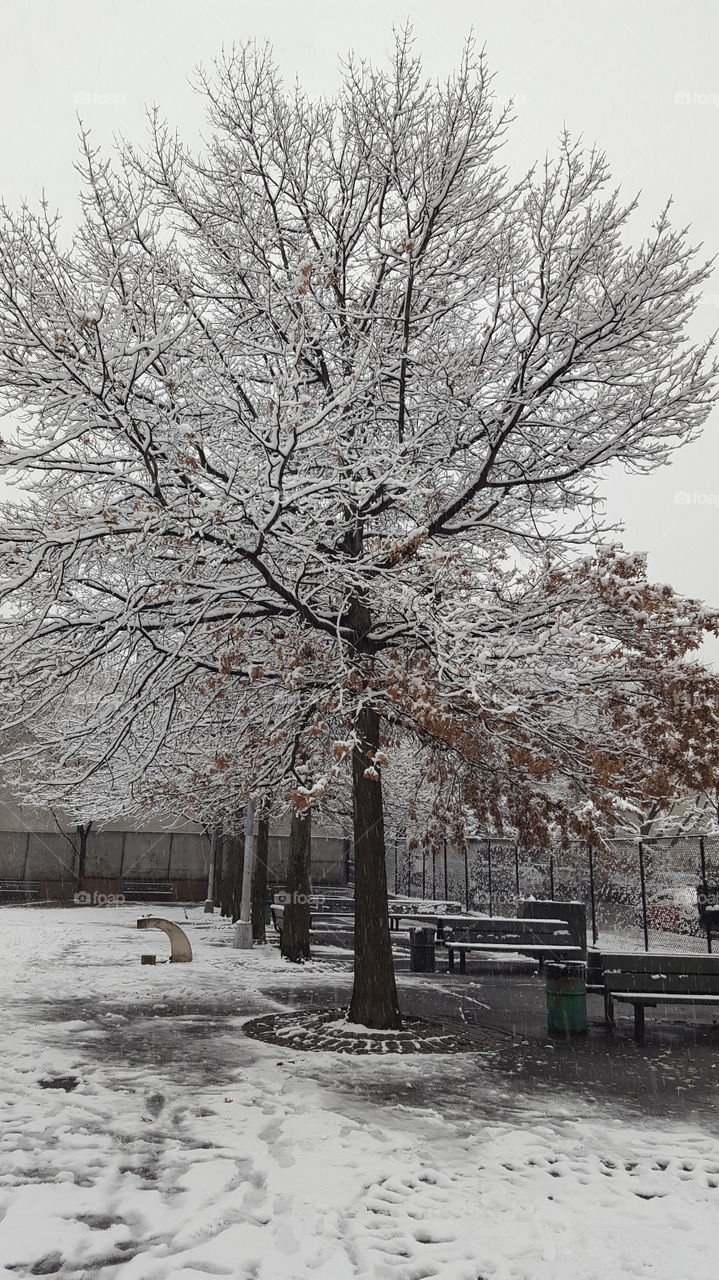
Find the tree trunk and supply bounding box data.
[219,822,244,921]
[281,806,312,961]
[348,704,402,1028]
[252,814,269,943]
[75,823,91,895]
[213,831,223,908]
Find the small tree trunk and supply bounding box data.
[213,831,223,908]
[281,807,312,961]
[348,705,401,1028]
[219,821,244,921]
[75,822,92,894]
[252,814,269,942]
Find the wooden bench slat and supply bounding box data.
[457,920,568,931]
[612,993,719,1006]
[447,942,577,953]
[123,881,174,899]
[601,951,719,975]
[606,973,719,996]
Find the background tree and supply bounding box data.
[280,806,312,962]
[251,809,270,943]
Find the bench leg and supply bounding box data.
[459,951,466,975]
[447,949,455,974]
[633,1004,645,1043]
[604,992,615,1030]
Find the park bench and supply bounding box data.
[387,900,463,931]
[272,892,354,913]
[309,896,355,914]
[601,950,719,1042]
[271,894,354,935]
[270,901,355,945]
[0,879,40,902]
[122,879,174,902]
[444,917,581,973]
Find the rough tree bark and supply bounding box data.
[75,822,92,895]
[280,806,312,961]
[213,831,223,908]
[342,572,402,1028]
[348,704,402,1028]
[219,820,244,921]
[251,813,269,943]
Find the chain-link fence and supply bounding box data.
[383,833,719,953]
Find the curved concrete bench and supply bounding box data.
[137,917,193,962]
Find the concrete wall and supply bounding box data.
[0,831,31,877]
[0,826,351,899]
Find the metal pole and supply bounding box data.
[700,835,712,954]
[487,839,493,916]
[638,840,649,952]
[233,798,255,948]
[443,837,448,900]
[408,839,412,898]
[432,846,436,900]
[394,835,399,896]
[549,853,555,901]
[422,841,426,900]
[204,827,218,913]
[588,843,598,945]
[464,843,470,913]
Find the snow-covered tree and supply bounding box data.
[0,34,717,1026]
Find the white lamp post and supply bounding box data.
[233,797,255,949]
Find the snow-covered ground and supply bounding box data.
[1,904,718,1279]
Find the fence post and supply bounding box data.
[700,835,712,954]
[588,843,598,945]
[638,840,649,951]
[443,837,448,900]
[514,842,520,900]
[549,853,555,901]
[432,845,436,900]
[487,839,493,916]
[464,843,470,913]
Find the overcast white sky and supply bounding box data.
[2,0,719,654]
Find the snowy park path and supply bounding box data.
[1,905,718,1279]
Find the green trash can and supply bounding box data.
[545,961,587,1036]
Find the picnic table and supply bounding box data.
[442,916,580,972]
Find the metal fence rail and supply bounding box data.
[382,833,719,954]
